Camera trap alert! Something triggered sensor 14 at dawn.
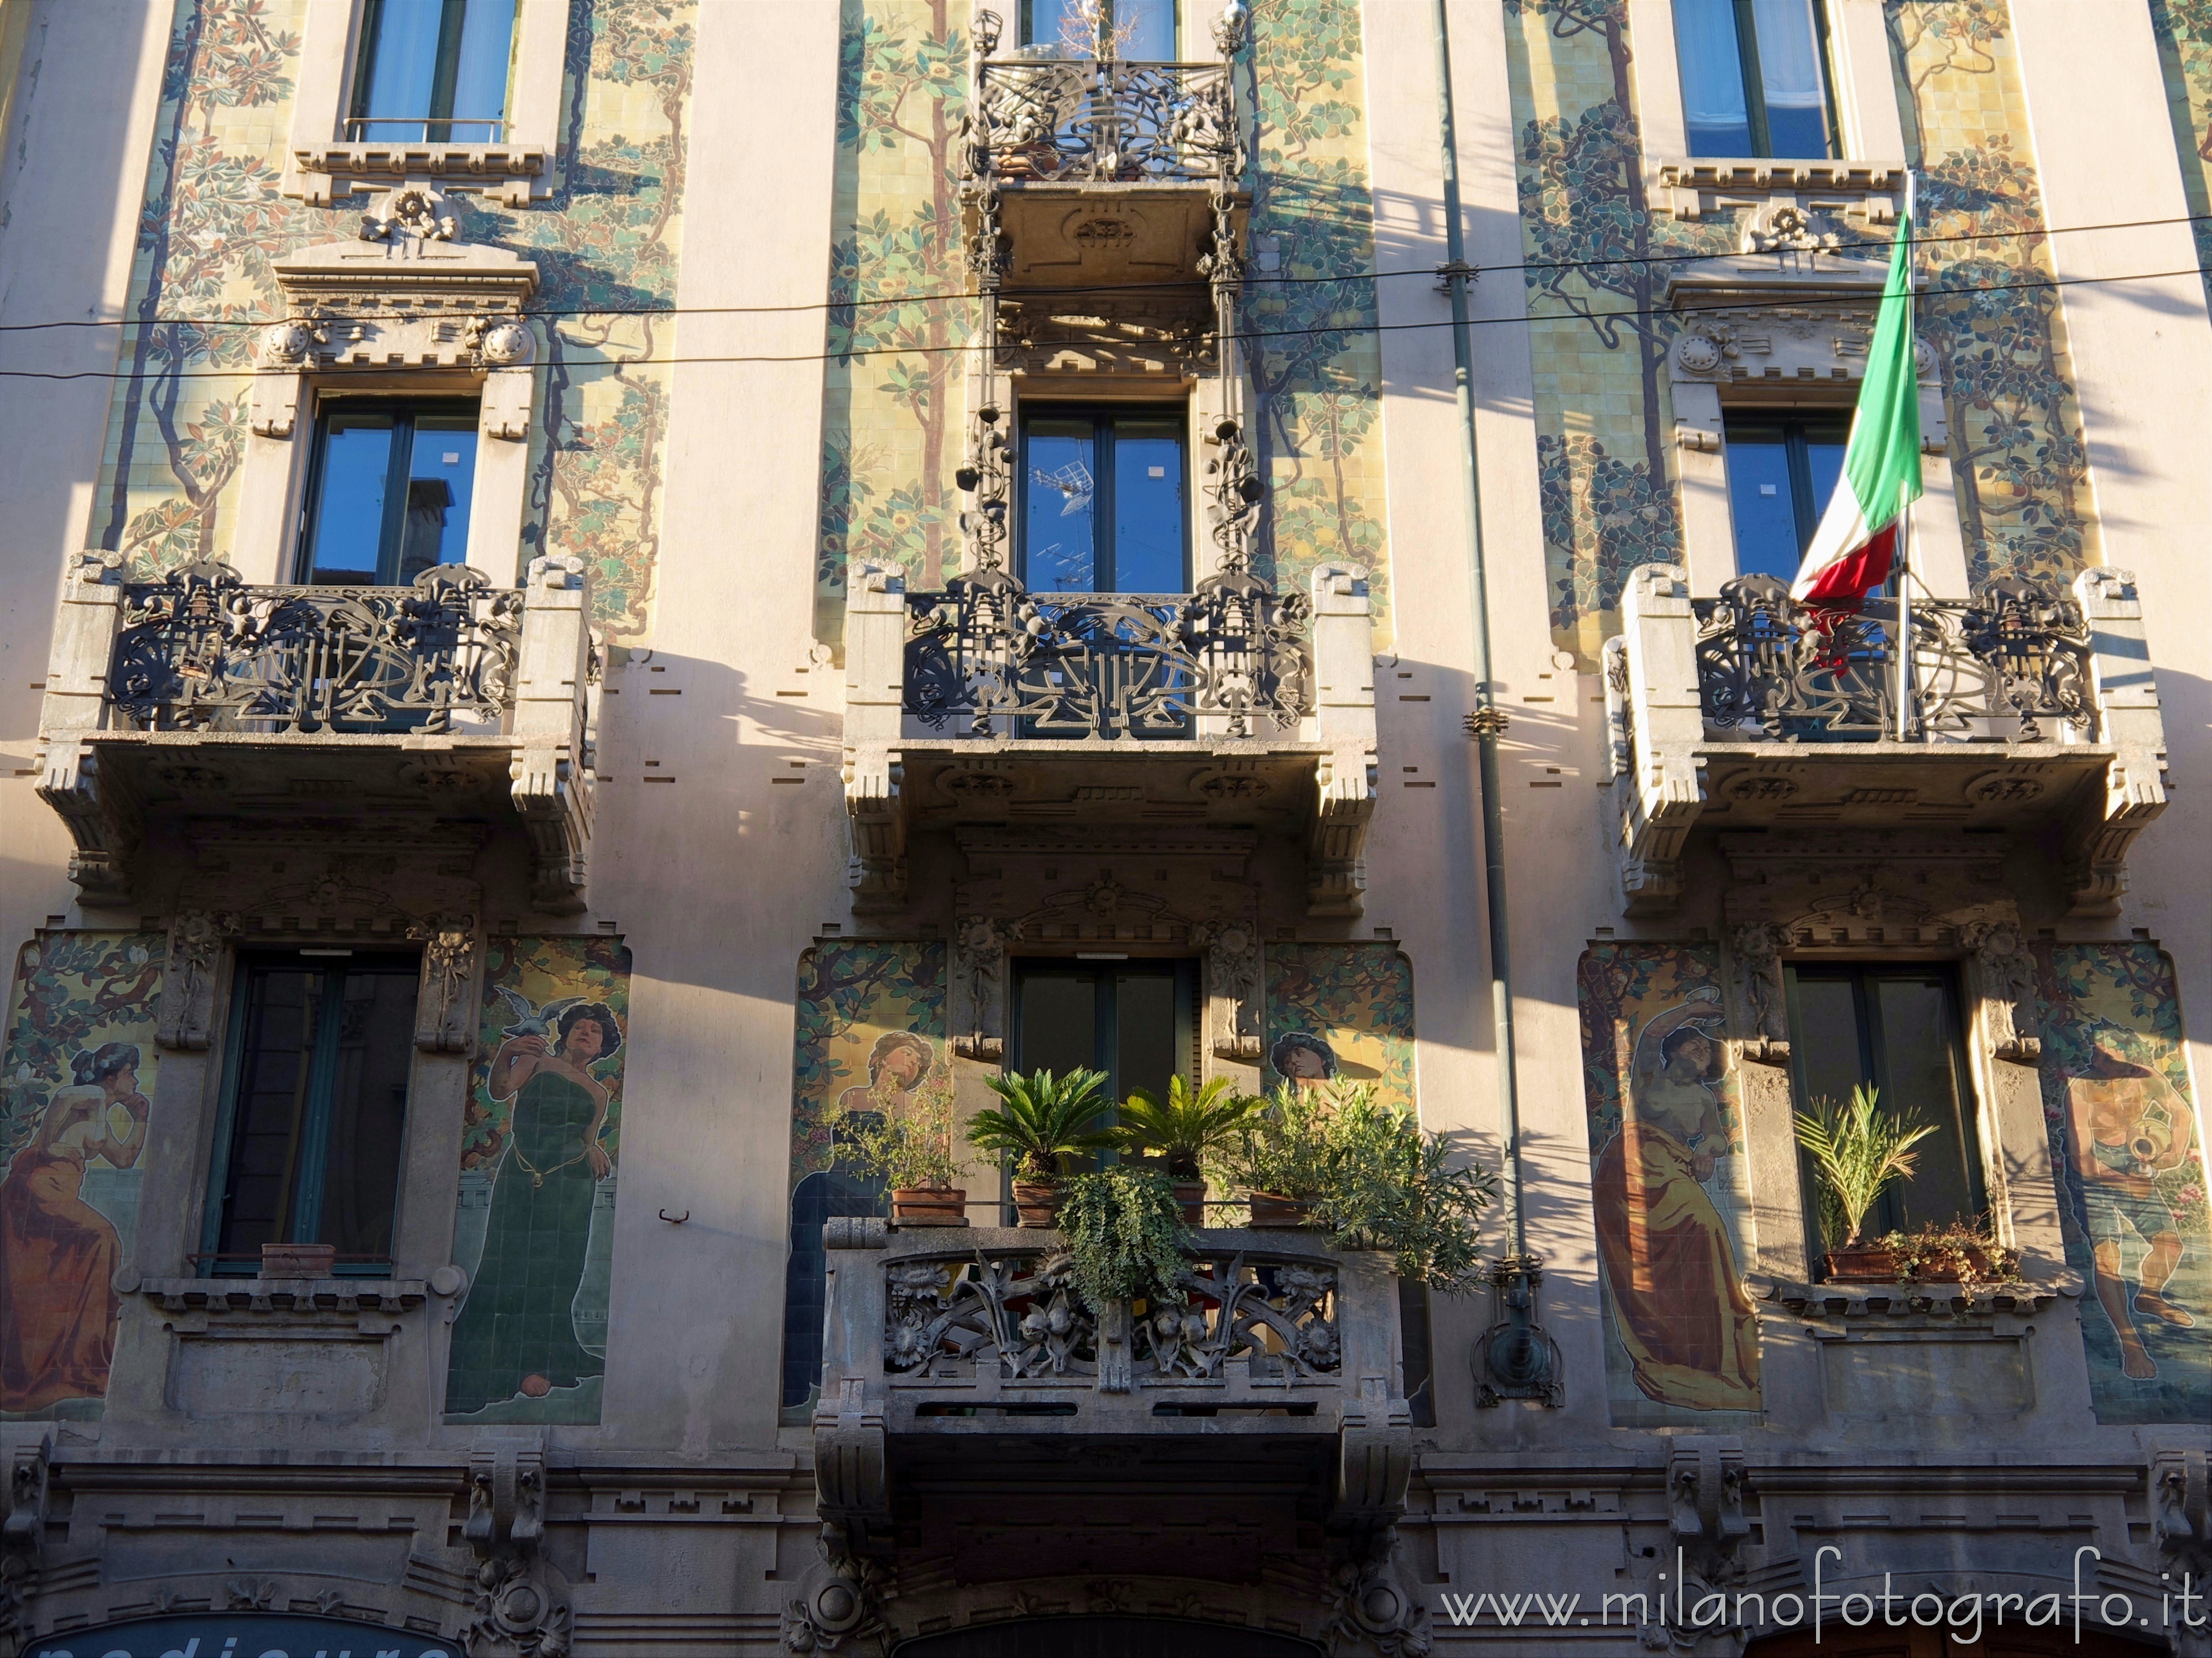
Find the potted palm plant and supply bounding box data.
[841,1084,969,1226]
[967,1068,1115,1227]
[1109,1074,1264,1225]
[1793,1085,1938,1280]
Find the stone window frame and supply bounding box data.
[283,0,572,207]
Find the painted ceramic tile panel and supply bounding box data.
[1501,0,2100,663]
[815,0,1393,647]
[445,937,632,1424]
[2150,0,2212,310]
[93,0,695,644]
[0,933,164,1420]
[2034,942,2210,1425]
[1261,944,1414,1111]
[782,941,949,1418]
[1578,943,1762,1425]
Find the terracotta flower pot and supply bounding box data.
[890,1186,968,1227]
[1172,1178,1208,1228]
[1819,1245,1900,1283]
[1011,1179,1063,1229]
[260,1241,337,1279]
[1246,1190,1314,1229]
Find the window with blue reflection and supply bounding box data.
[1018,405,1188,593]
[1723,411,1848,578]
[1019,0,1178,57]
[300,401,480,586]
[1676,0,1835,160]
[350,0,518,143]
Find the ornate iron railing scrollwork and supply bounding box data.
[108,561,522,734]
[884,1245,1340,1384]
[903,569,1311,740]
[1692,573,2094,741]
[968,59,1240,185]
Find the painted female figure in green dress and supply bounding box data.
[445,1002,622,1415]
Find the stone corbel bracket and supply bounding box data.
[412,916,482,1054]
[465,1434,547,1565]
[35,554,134,903]
[2152,1445,2212,1582]
[2066,568,2168,917]
[1332,1375,1413,1545]
[1610,564,1706,916]
[3,1431,50,1570]
[1307,563,1377,918]
[843,562,910,912]
[814,1218,893,1556]
[1668,1436,1749,1580]
[511,558,594,914]
[156,911,240,1050]
[252,201,540,445]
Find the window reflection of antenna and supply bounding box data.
[1031,461,1094,517]
[1031,542,1088,592]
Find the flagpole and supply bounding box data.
[1895,169,1918,742]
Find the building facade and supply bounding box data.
[0,1,2206,1655]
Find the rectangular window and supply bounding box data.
[1011,957,1198,1138]
[1018,404,1189,593]
[1786,964,1986,1256]
[203,953,421,1277]
[1019,0,1178,57]
[349,0,519,143]
[1723,410,1848,578]
[300,399,480,585]
[1676,0,1837,159]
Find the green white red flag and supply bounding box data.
[1791,210,1922,606]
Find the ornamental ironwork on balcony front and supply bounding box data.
[812,1220,1411,1568]
[969,57,1238,185]
[1603,564,2168,917]
[35,553,596,910]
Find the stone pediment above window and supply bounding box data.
[1647,159,1909,243]
[250,186,540,442]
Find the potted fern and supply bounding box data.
[1109,1074,1264,1225]
[1793,1085,1938,1280]
[1058,1165,1195,1312]
[841,1085,969,1226]
[967,1068,1115,1227]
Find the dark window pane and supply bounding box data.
[1115,971,1178,1106]
[1872,976,1980,1231]
[1752,0,1832,159]
[1111,421,1186,592]
[1018,971,1099,1079]
[356,0,447,137]
[450,0,517,138]
[216,969,326,1258]
[1791,974,1865,1116]
[1804,431,1846,525]
[1723,422,1803,577]
[310,970,418,1258]
[1022,419,1099,591]
[1677,0,1751,155]
[306,413,398,584]
[403,417,478,579]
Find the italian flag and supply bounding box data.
[1791,210,1922,606]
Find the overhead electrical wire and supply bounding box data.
[0,207,2204,334]
[0,258,2202,383]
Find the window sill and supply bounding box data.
[291,142,550,208]
[128,1273,432,1317]
[1648,156,1909,225]
[1752,1270,2078,1322]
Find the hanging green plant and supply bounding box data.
[1057,1165,1195,1314]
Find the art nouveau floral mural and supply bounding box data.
[1503,0,2100,661]
[2035,942,2210,1426]
[815,0,1392,646]
[446,936,633,1425]
[2150,0,2212,308]
[1578,943,1762,1426]
[95,0,695,643]
[1262,944,1415,1111]
[0,933,164,1421]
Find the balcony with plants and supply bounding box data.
[34,552,597,911]
[1600,563,2169,917]
[812,1068,1490,1551]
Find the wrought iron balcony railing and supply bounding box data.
[813,1222,1411,1557]
[108,562,521,735]
[35,552,597,909]
[1686,573,2093,742]
[902,568,1311,741]
[1601,563,2168,917]
[967,57,1240,185]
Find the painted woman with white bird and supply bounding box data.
[445,987,623,1416]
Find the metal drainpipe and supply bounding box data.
[1430,0,1561,1406]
